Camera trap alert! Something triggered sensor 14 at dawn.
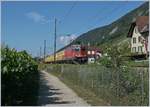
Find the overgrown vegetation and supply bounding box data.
[127,60,149,67]
[45,64,148,106]
[43,44,148,106]
[1,46,39,106]
[98,44,130,66]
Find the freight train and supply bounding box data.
[44,44,102,64]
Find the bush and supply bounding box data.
[1,46,39,106]
[98,56,111,67]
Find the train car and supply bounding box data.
[44,54,54,63]
[44,50,64,63]
[44,44,102,64]
[56,51,65,61]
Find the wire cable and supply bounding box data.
[75,1,129,35]
[61,1,77,24]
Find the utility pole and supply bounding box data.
[44,40,46,60]
[40,46,42,58]
[54,18,57,63]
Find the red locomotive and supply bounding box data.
[44,44,102,64]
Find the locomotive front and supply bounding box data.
[64,45,88,63]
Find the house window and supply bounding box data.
[138,46,143,52]
[133,37,136,43]
[138,37,141,42]
[132,47,136,53]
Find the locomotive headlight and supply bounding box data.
[88,51,91,55]
[92,51,95,54]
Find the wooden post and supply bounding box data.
[141,70,144,105]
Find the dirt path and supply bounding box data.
[38,70,90,106]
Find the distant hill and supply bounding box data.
[73,2,149,45]
[57,2,149,52]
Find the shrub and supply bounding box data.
[1,46,39,106]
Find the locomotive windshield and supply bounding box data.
[75,47,80,51]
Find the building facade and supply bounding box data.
[127,16,149,58]
[131,26,147,54]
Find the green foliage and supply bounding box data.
[1,46,39,106]
[99,44,127,68]
[46,64,148,106]
[98,56,111,67]
[127,60,149,67]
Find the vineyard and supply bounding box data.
[44,64,149,106]
[1,46,39,106]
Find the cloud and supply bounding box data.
[26,12,50,24]
[58,34,77,45]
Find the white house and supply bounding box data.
[127,16,149,58]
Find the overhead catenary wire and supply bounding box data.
[55,1,77,39]
[38,2,77,58]
[58,1,129,48]
[84,4,110,26]
[45,1,131,57]
[87,1,129,30]
[61,1,77,24]
[74,1,129,35]
[56,1,77,49]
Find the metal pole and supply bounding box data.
[44,40,46,59]
[40,47,42,58]
[54,18,57,63]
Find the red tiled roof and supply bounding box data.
[127,16,149,37]
[136,16,149,32]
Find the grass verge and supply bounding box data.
[50,70,109,106]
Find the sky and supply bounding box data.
[1,1,145,57]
